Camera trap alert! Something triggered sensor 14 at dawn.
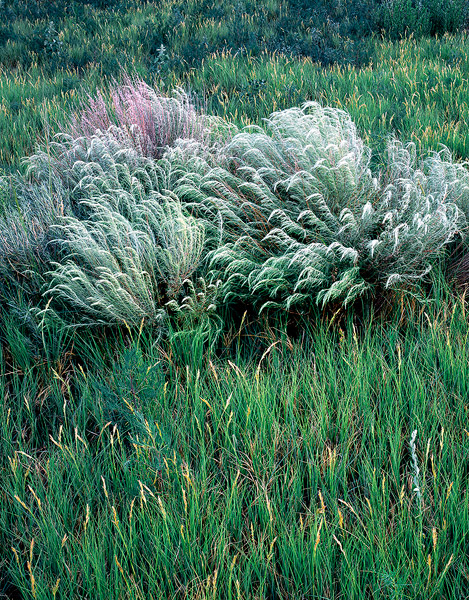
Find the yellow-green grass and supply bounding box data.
[172,34,469,162]
[1,293,468,599]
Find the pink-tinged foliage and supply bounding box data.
[66,76,207,158]
[67,89,112,139]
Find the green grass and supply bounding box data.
[1,293,469,598]
[0,2,468,173]
[174,35,469,164]
[2,34,469,173]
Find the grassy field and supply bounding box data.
[1,1,469,599]
[1,1,468,172]
[2,294,469,599]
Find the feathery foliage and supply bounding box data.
[47,193,205,326]
[2,97,469,329]
[175,103,467,312]
[65,78,211,160]
[0,83,227,329]
[0,177,66,301]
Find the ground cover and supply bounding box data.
[1,297,469,599]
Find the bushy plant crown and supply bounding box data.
[174,103,468,311]
[1,84,469,331]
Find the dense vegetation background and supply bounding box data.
[1,1,469,598]
[1,0,469,171]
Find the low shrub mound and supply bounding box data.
[1,83,469,333]
[176,103,469,312]
[0,81,222,329]
[66,78,210,160]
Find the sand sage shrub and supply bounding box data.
[4,81,226,329]
[173,103,465,312]
[43,157,206,327]
[2,98,469,331]
[66,78,211,160]
[0,178,68,304]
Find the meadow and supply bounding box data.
[1,0,469,172]
[1,1,469,598]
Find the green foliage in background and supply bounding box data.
[2,35,469,173]
[0,0,468,172]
